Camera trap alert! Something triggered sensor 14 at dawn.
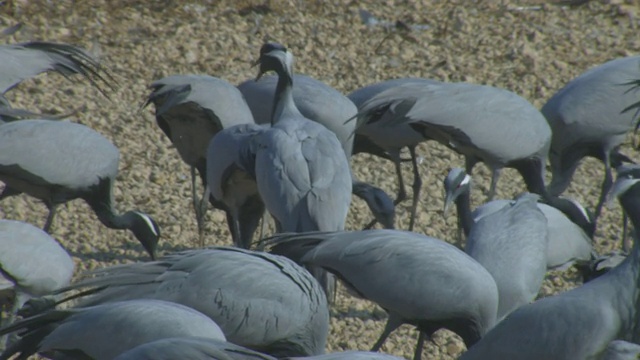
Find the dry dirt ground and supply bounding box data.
[1,0,640,358]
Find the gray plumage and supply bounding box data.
[287,351,405,359]
[142,74,255,243]
[49,247,329,357]
[0,299,226,360]
[114,337,276,360]
[348,77,439,231]
[265,229,498,360]
[237,73,356,158]
[355,81,552,202]
[460,176,640,360]
[542,56,640,220]
[206,123,268,249]
[0,219,74,349]
[238,72,395,230]
[0,119,160,259]
[465,192,548,321]
[443,168,592,271]
[0,40,112,96]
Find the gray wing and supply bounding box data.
[357,81,551,163]
[0,41,113,95]
[0,220,74,296]
[466,193,548,320]
[0,119,119,190]
[541,56,640,149]
[238,74,356,157]
[474,200,592,270]
[1,299,226,360]
[254,119,352,232]
[114,337,277,360]
[347,77,439,108]
[537,203,593,269]
[143,74,255,167]
[206,123,267,202]
[59,247,329,356]
[348,78,435,151]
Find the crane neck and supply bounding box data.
[454,189,474,238]
[83,178,135,230]
[270,67,303,125]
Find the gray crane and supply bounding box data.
[443,168,593,271]
[0,219,74,349]
[347,77,439,231]
[354,80,595,236]
[0,119,160,259]
[206,123,268,249]
[246,43,353,300]
[142,74,255,242]
[265,229,499,360]
[41,247,330,357]
[114,337,277,360]
[465,192,548,322]
[0,299,226,360]
[238,73,396,230]
[287,351,405,359]
[541,56,640,221]
[459,175,640,359]
[355,81,550,199]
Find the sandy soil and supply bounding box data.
[1,0,639,358]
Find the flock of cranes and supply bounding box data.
[0,26,640,360]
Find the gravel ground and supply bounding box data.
[1,0,639,358]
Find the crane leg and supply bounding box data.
[594,153,613,222]
[192,166,207,246]
[408,146,422,231]
[622,214,631,252]
[42,204,58,233]
[371,315,403,352]
[413,331,427,360]
[393,157,408,206]
[0,293,28,350]
[487,168,502,201]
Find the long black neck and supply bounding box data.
[455,189,474,238]
[270,67,295,125]
[84,178,133,230]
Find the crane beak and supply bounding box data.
[443,193,454,217]
[252,58,265,81]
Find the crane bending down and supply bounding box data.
[264,229,499,360]
[0,119,160,259]
[142,74,255,242]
